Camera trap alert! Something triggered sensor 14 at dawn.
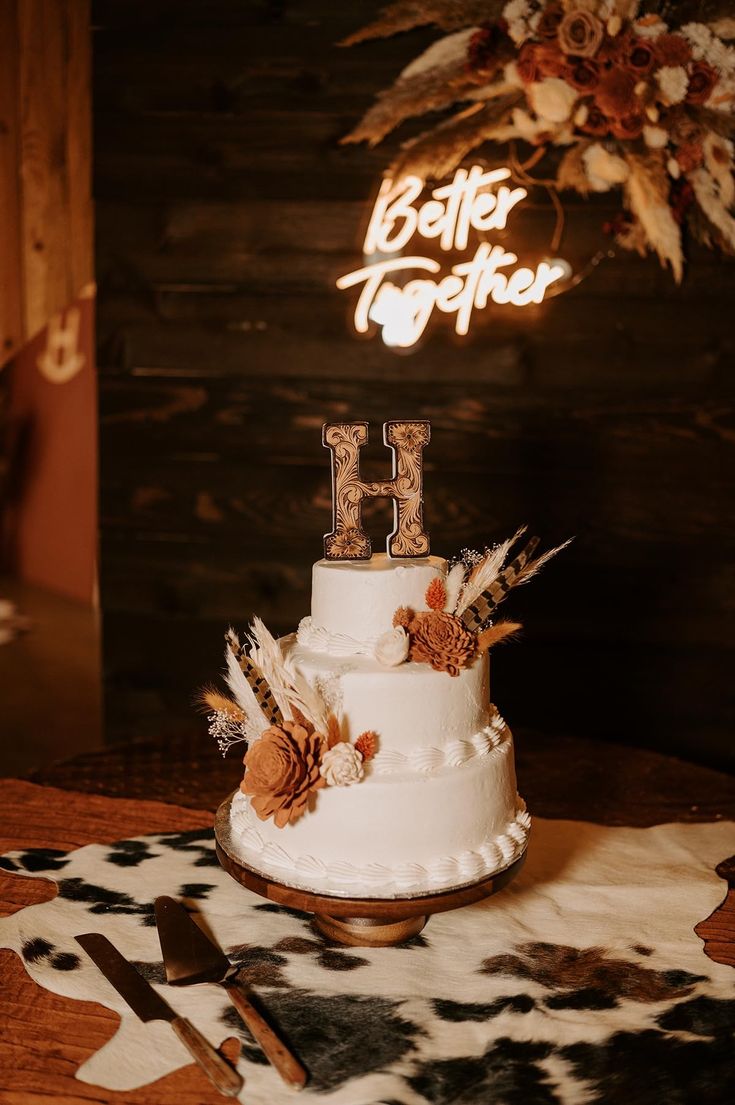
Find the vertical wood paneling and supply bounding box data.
[0,0,23,362]
[18,0,70,337]
[93,0,735,769]
[0,0,93,366]
[66,0,94,301]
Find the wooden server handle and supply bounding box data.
[171,1016,243,1098]
[223,979,308,1090]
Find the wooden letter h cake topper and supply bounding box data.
[323,421,431,560]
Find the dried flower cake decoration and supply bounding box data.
[375,527,572,676]
[197,619,380,828]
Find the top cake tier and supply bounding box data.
[309,553,447,647]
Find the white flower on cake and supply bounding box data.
[374,625,410,667]
[320,742,364,787]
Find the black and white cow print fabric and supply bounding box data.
[1,817,733,1104]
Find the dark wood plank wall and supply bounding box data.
[94,0,734,770]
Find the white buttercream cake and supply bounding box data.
[227,553,530,898]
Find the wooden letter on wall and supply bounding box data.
[323,420,431,560]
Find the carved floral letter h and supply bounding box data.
[323,421,430,560]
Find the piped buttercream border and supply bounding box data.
[229,790,530,897]
[372,710,508,775]
[296,616,379,657]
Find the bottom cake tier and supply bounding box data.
[227,715,530,898]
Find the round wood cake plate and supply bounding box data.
[214,793,527,947]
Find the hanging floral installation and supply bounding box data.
[341,1,735,282]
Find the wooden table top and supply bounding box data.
[29,728,735,825]
[3,731,733,1105]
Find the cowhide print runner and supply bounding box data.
[0,781,733,1105]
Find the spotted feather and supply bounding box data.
[460,537,540,633]
[228,635,284,728]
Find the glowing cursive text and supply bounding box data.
[337,165,568,347]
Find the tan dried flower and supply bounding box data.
[558,11,603,59]
[409,611,477,677]
[326,712,343,749]
[393,606,414,629]
[241,720,325,827]
[425,577,447,611]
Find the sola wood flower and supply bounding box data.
[375,625,410,666]
[320,742,364,786]
[409,610,477,677]
[241,720,325,827]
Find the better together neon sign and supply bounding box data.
[337,165,568,348]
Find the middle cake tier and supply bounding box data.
[285,637,490,754]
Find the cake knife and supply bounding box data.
[154,895,307,1090]
[75,932,243,1098]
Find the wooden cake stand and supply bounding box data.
[214,794,527,947]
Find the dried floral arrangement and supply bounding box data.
[199,620,378,828]
[375,528,571,676]
[341,1,735,281]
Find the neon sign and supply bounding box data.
[337,165,568,348]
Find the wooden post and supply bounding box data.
[0,0,93,367]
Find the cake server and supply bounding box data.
[154,895,307,1090]
[75,932,242,1098]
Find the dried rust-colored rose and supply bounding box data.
[558,11,603,58]
[676,140,704,172]
[597,28,632,68]
[241,719,325,827]
[610,112,645,140]
[566,58,600,93]
[580,104,611,136]
[408,610,477,677]
[686,61,718,105]
[467,22,513,79]
[596,69,637,118]
[536,1,564,41]
[653,33,692,69]
[623,37,655,74]
[536,41,566,79]
[517,43,539,84]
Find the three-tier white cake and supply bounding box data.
[228,553,530,898]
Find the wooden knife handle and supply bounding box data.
[171,1016,243,1098]
[223,979,308,1090]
